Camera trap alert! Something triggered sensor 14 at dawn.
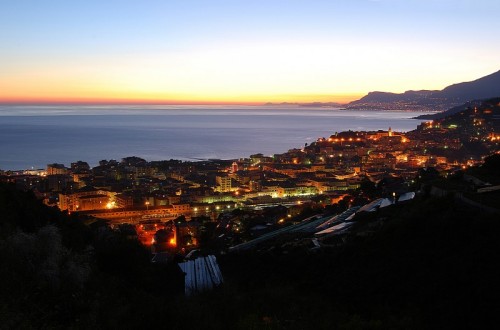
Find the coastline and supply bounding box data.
[0,106,430,170]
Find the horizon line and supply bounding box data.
[0,99,351,106]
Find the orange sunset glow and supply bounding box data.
[1,1,498,105]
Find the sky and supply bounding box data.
[0,0,499,104]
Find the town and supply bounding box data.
[2,99,499,255]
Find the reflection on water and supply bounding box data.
[0,105,430,170]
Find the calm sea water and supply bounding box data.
[0,105,430,170]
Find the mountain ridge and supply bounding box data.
[347,70,500,111]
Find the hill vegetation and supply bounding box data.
[1,156,500,328]
[0,183,183,329]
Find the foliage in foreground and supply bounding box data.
[1,182,500,329]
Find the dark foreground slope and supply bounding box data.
[213,195,500,329]
[1,176,500,329]
[0,183,184,329]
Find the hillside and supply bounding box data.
[0,183,184,329]
[217,195,500,329]
[441,70,500,101]
[414,99,485,120]
[348,70,500,111]
[2,155,500,328]
[415,96,500,124]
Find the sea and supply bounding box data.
[0,105,431,170]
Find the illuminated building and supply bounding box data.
[47,163,67,175]
[216,174,232,192]
[231,161,239,173]
[58,186,115,211]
